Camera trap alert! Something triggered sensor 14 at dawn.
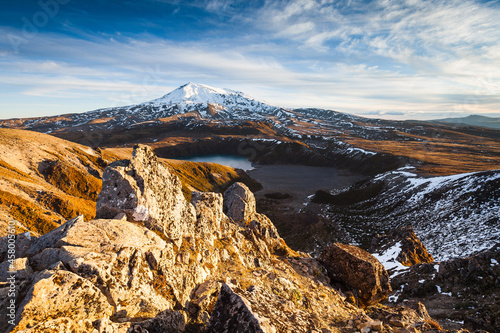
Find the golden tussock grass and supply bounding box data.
[346,136,500,176]
[0,190,60,235]
[42,160,102,201]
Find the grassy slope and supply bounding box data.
[344,127,500,175]
[0,129,119,236]
[0,131,260,237]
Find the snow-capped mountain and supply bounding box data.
[0,83,292,132]
[144,82,280,117]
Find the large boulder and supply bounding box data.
[223,182,256,225]
[370,226,434,266]
[207,284,274,333]
[15,270,113,331]
[96,145,196,247]
[318,243,392,306]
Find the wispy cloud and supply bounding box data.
[0,0,499,119]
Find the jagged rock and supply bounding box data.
[191,191,224,245]
[0,232,33,263]
[16,317,95,333]
[370,226,434,266]
[223,182,256,225]
[96,144,196,246]
[207,284,274,333]
[318,242,392,306]
[14,269,113,331]
[402,300,432,321]
[366,301,439,332]
[4,146,447,333]
[188,280,221,325]
[0,257,32,281]
[127,310,186,333]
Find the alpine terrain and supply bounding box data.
[0,83,499,332]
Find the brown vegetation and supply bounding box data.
[0,129,114,236]
[0,190,59,234]
[345,128,500,175]
[163,159,261,200]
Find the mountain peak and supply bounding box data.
[171,82,235,101]
[144,83,279,116]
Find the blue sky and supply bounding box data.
[1,0,499,120]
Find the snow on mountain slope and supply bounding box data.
[145,82,279,116]
[143,83,277,111]
[316,167,500,261]
[0,83,291,132]
[380,168,500,260]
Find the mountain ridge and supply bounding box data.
[429,114,500,130]
[1,83,500,178]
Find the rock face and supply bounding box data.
[1,145,446,333]
[391,243,500,332]
[223,182,256,225]
[370,226,434,266]
[15,270,114,330]
[207,284,268,333]
[318,242,392,306]
[96,145,196,247]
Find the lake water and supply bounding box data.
[176,155,363,202]
[177,154,254,171]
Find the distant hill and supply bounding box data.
[430,114,500,130]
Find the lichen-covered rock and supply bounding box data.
[96,144,196,246]
[223,182,256,225]
[14,270,113,331]
[191,191,224,245]
[16,318,94,333]
[127,310,186,333]
[207,284,273,333]
[370,226,434,266]
[318,242,392,306]
[0,257,32,282]
[24,215,85,257]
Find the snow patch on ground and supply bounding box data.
[436,285,452,297]
[372,242,409,278]
[369,168,500,261]
[345,147,376,156]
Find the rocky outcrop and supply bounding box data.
[318,242,392,307]
[1,145,448,333]
[223,182,256,225]
[15,270,114,330]
[207,284,270,333]
[390,243,500,332]
[370,226,434,266]
[96,145,196,247]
